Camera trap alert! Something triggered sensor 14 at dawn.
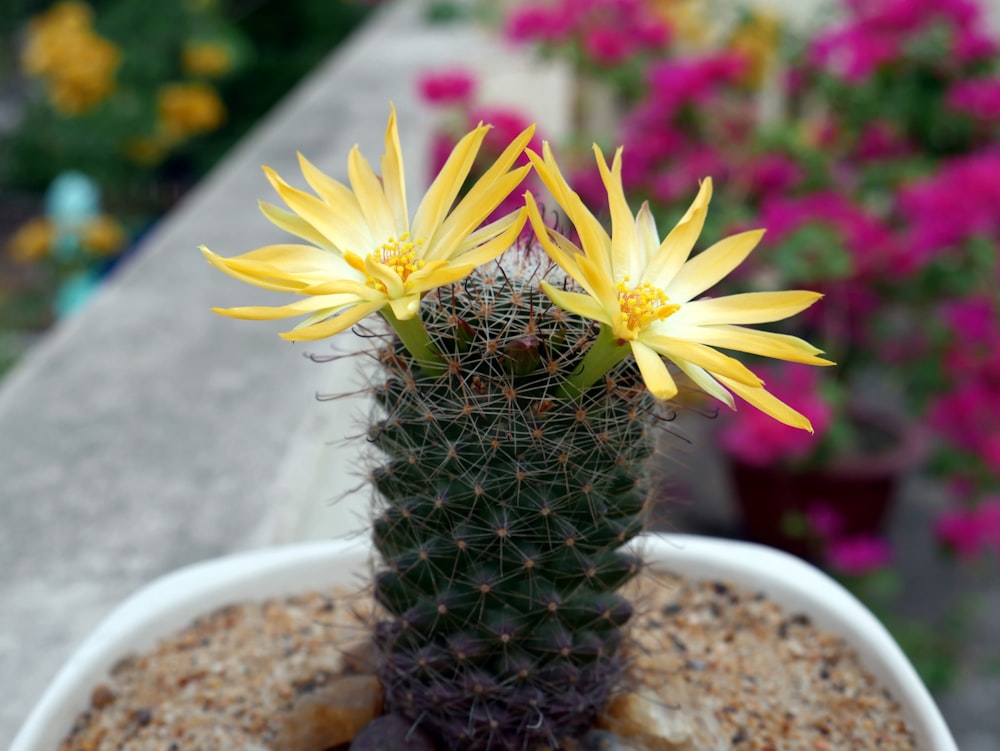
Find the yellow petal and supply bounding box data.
[594,145,638,281]
[430,164,531,261]
[525,192,583,279]
[409,260,478,291]
[213,294,358,321]
[212,243,357,280]
[631,340,678,400]
[380,104,409,233]
[388,294,421,320]
[677,291,824,326]
[575,253,621,313]
[258,201,333,250]
[540,281,614,326]
[296,153,361,219]
[457,209,521,253]
[635,202,660,274]
[412,123,489,242]
[348,145,396,241]
[441,123,536,244]
[645,177,713,290]
[668,323,834,366]
[526,144,611,272]
[448,207,527,270]
[717,374,815,432]
[280,300,385,341]
[202,246,311,292]
[665,229,765,303]
[641,333,763,386]
[299,278,383,299]
[364,254,404,299]
[674,360,735,408]
[263,166,371,253]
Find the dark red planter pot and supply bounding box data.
[726,410,928,558]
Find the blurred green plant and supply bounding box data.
[0,0,373,381]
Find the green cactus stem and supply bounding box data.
[368,259,664,751]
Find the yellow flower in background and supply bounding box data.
[204,105,535,342]
[21,1,120,114]
[648,0,709,50]
[525,143,832,430]
[158,82,226,139]
[6,218,54,264]
[727,11,782,88]
[82,215,126,256]
[182,41,234,78]
[124,134,171,166]
[21,0,92,78]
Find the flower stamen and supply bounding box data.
[365,232,425,292]
[616,279,679,332]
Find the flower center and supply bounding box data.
[365,232,424,292]
[616,279,679,332]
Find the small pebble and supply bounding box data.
[598,692,692,749]
[342,639,380,674]
[349,712,437,751]
[273,674,383,751]
[90,684,115,710]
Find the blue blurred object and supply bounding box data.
[45,171,101,262]
[55,271,101,318]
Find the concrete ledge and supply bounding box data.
[0,3,567,745]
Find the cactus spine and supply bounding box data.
[369,257,661,750]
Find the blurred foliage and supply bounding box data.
[0,0,373,380]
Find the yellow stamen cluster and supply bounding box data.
[616,279,679,332]
[366,233,424,292]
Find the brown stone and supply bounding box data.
[349,712,437,751]
[90,684,115,710]
[341,639,380,674]
[273,674,384,751]
[597,693,694,751]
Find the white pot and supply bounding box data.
[11,535,957,751]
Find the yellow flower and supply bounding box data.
[728,12,782,88]
[82,215,126,256]
[647,0,709,50]
[6,217,54,264]
[158,82,226,139]
[525,143,832,430]
[22,1,120,114]
[182,41,233,78]
[204,105,534,342]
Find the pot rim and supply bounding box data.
[11,534,957,751]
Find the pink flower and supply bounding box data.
[505,6,567,43]
[582,26,631,65]
[942,297,996,343]
[808,0,995,80]
[898,150,1000,271]
[935,500,1000,560]
[645,53,746,116]
[417,69,477,106]
[827,535,893,576]
[756,192,899,277]
[947,78,1000,121]
[505,0,670,59]
[853,121,910,161]
[740,153,805,195]
[807,503,844,541]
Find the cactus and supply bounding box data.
[369,256,659,749]
[204,106,830,751]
